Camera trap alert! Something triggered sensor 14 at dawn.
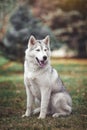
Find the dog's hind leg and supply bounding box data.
[33,107,52,116]
[52,105,72,118]
[33,107,40,115]
[52,112,68,118]
[51,92,72,118]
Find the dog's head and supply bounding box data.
[26,35,51,68]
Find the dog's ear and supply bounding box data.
[43,35,50,47]
[28,35,36,48]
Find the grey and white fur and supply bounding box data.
[22,35,72,119]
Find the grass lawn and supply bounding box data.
[0,55,87,130]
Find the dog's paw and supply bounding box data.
[38,114,46,119]
[52,113,60,118]
[22,114,26,118]
[22,111,31,118]
[33,108,40,115]
[38,116,45,119]
[22,113,30,118]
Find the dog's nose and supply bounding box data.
[43,56,47,61]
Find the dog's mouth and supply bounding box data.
[36,57,47,67]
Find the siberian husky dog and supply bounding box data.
[22,35,72,119]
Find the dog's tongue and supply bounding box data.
[39,60,45,67]
[36,58,46,67]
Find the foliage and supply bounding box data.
[1,5,59,61]
[0,0,87,59]
[30,0,87,16]
[0,55,87,130]
[0,0,17,19]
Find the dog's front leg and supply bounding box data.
[38,88,51,119]
[22,85,34,117]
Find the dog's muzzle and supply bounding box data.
[36,56,47,67]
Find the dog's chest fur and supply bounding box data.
[25,60,48,99]
[27,70,49,99]
[29,77,41,98]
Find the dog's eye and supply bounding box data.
[36,49,40,52]
[44,49,47,51]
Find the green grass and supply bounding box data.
[0,55,87,130]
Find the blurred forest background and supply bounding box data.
[0,0,87,61]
